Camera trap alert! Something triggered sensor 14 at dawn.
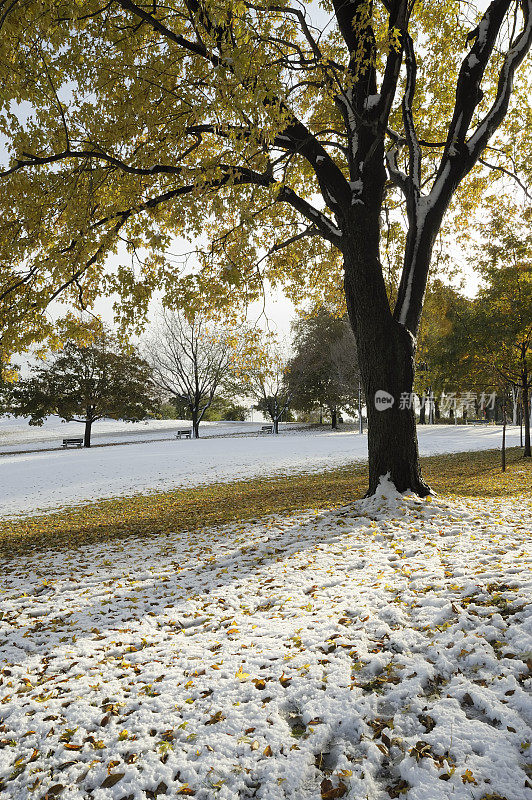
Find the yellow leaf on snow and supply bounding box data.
[235,665,249,681]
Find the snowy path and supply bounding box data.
[0,425,522,518]
[0,486,530,799]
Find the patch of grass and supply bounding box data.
[0,447,530,560]
[423,446,532,498]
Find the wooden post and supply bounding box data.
[502,399,507,473]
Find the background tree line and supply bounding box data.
[2,243,530,452]
[1,307,363,444]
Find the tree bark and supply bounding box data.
[522,370,531,457]
[84,417,92,448]
[331,407,337,429]
[511,385,518,426]
[343,221,430,497]
[192,413,200,438]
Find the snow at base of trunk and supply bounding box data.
[0,492,530,799]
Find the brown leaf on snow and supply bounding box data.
[43,785,64,799]
[387,778,409,797]
[320,778,348,798]
[177,786,196,796]
[100,773,125,788]
[418,714,436,732]
[205,711,225,725]
[478,794,509,800]
[146,781,168,798]
[409,741,432,762]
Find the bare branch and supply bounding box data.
[479,156,531,199]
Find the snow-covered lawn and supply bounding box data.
[0,417,269,453]
[1,483,530,800]
[0,425,522,518]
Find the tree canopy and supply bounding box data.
[7,333,157,446]
[288,307,360,427]
[1,1,530,326]
[467,202,532,453]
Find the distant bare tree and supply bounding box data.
[237,339,292,434]
[146,311,239,438]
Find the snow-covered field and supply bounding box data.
[0,424,522,518]
[0,482,530,799]
[0,416,268,453]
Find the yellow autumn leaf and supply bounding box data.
[235,665,250,681]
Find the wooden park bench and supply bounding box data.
[62,437,84,448]
[259,424,273,434]
[175,429,192,439]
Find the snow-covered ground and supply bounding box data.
[0,483,530,799]
[0,425,522,519]
[0,416,270,453]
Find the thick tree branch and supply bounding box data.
[277,186,342,245]
[114,0,219,63]
[401,30,421,194]
[385,140,410,199]
[374,1,410,128]
[115,0,351,215]
[467,0,532,161]
[0,0,20,32]
[434,0,525,189]
[1,148,184,178]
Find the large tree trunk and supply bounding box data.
[331,407,338,430]
[344,222,430,497]
[84,417,92,448]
